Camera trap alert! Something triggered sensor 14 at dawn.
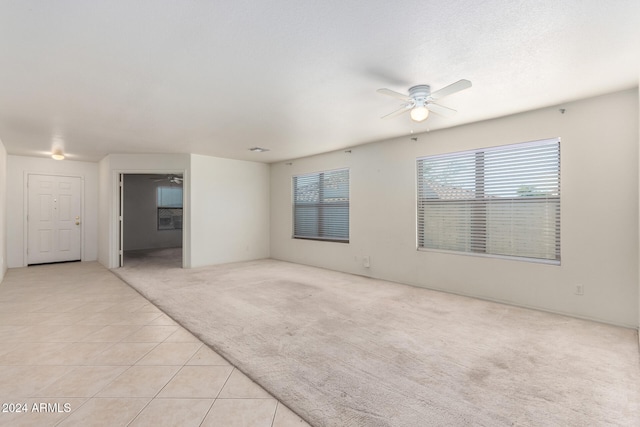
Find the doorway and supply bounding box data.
[119,173,184,267]
[27,174,82,265]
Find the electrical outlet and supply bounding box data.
[575,284,584,295]
[363,256,370,268]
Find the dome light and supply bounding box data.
[51,149,65,160]
[410,105,429,122]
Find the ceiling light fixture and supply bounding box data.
[378,80,471,123]
[410,104,429,122]
[249,147,270,152]
[51,149,65,160]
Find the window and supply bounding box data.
[417,138,560,263]
[157,186,183,230]
[293,168,349,242]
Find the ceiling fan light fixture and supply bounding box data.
[378,79,471,122]
[410,105,429,122]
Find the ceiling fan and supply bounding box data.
[151,174,183,185]
[377,79,472,122]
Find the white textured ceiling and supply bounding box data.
[0,0,638,163]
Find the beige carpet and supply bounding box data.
[115,250,640,426]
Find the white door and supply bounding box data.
[27,174,82,265]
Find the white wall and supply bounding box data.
[123,174,182,250]
[97,153,269,269]
[271,88,639,327]
[97,154,190,268]
[97,155,112,267]
[0,139,7,280]
[189,154,270,268]
[6,155,99,268]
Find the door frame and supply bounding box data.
[110,169,189,269]
[23,171,85,267]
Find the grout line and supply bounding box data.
[124,398,154,427]
[196,366,236,426]
[52,397,92,427]
[270,401,280,427]
[151,365,185,399]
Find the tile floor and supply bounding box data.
[0,262,311,427]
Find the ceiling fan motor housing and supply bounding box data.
[408,85,431,106]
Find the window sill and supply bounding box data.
[293,237,350,244]
[416,247,560,266]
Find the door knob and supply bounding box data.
[75,216,81,225]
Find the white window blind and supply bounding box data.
[417,138,560,263]
[293,168,349,242]
[157,187,183,208]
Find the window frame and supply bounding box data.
[156,186,183,231]
[292,168,350,243]
[416,138,561,264]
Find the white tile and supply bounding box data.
[201,399,278,427]
[129,398,213,427]
[186,346,231,366]
[136,342,202,365]
[164,327,200,342]
[121,325,179,342]
[272,402,312,427]
[87,342,158,365]
[81,325,144,342]
[218,369,273,399]
[97,366,181,397]
[34,366,128,397]
[56,398,150,426]
[157,365,233,398]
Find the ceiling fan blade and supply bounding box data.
[427,103,457,117]
[429,79,472,101]
[377,88,411,101]
[381,105,412,119]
